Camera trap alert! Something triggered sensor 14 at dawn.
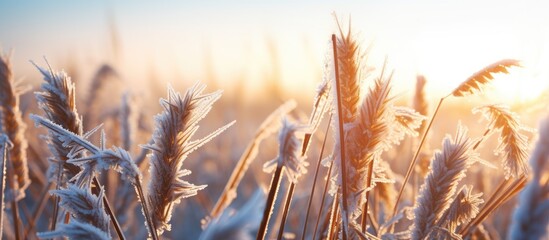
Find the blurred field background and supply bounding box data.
[2,1,549,239]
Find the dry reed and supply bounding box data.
[0,53,29,201]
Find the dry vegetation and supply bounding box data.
[0,18,549,240]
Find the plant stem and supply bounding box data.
[392,97,446,219]
[257,165,284,240]
[301,117,332,240]
[24,181,52,239]
[277,183,295,240]
[312,159,334,240]
[327,196,340,240]
[91,177,126,240]
[331,33,349,240]
[6,152,21,240]
[361,160,375,232]
[0,140,8,240]
[134,177,158,240]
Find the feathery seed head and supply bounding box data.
[412,124,478,240]
[473,104,530,179]
[52,184,111,236]
[146,83,233,236]
[263,118,308,183]
[33,61,84,183]
[451,59,520,97]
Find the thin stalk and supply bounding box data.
[392,96,446,219]
[257,165,284,240]
[50,149,66,232]
[331,33,349,240]
[473,128,491,150]
[50,194,60,231]
[0,140,7,240]
[24,181,53,239]
[312,160,334,240]
[277,183,295,240]
[327,194,340,240]
[6,153,21,240]
[367,211,379,236]
[301,117,332,240]
[361,160,375,232]
[460,176,527,236]
[134,177,158,240]
[91,177,126,240]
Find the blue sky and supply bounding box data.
[1,1,548,101]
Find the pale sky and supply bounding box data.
[1,0,548,102]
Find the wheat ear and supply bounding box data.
[411,124,478,240]
[145,83,234,237]
[0,53,29,201]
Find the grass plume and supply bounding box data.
[411,125,478,240]
[145,83,234,236]
[473,104,530,179]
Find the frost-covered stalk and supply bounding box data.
[0,53,29,201]
[0,134,12,239]
[411,125,478,240]
[37,184,111,239]
[145,83,234,237]
[258,118,307,240]
[509,117,549,239]
[200,190,265,240]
